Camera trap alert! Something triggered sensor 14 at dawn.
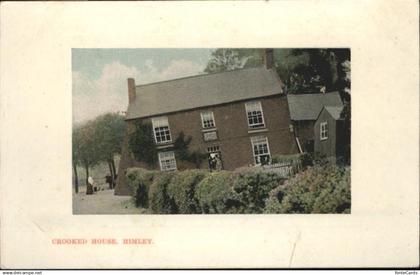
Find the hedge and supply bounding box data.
[264,165,351,214]
[195,171,242,214]
[167,170,209,214]
[148,172,177,214]
[232,170,284,213]
[126,168,159,208]
[126,164,350,214]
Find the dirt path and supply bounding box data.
[72,186,145,215]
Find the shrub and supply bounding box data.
[232,170,284,213]
[126,168,159,208]
[264,165,351,214]
[149,172,177,214]
[312,167,351,213]
[128,122,158,168]
[195,171,242,214]
[167,170,209,214]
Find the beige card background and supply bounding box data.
[1,0,419,268]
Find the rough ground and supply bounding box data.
[72,185,145,215]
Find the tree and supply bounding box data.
[204,49,257,73]
[74,120,101,194]
[92,113,126,188]
[203,48,350,96]
[72,128,80,193]
[129,121,158,168]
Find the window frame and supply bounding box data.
[245,101,265,129]
[151,116,172,144]
[320,122,328,140]
[158,151,177,171]
[200,111,216,129]
[250,136,271,165]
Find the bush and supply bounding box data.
[232,170,284,213]
[264,165,351,214]
[195,171,242,214]
[167,170,209,214]
[126,168,159,208]
[149,172,177,214]
[312,167,351,213]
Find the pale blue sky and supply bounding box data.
[72,48,213,124]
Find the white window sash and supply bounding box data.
[200,111,216,129]
[245,101,265,128]
[320,122,328,140]
[158,151,177,171]
[251,136,271,165]
[152,116,172,144]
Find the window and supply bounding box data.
[158,151,177,171]
[201,111,216,129]
[245,101,265,128]
[251,136,271,165]
[152,116,172,144]
[320,122,328,140]
[207,145,220,153]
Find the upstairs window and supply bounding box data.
[152,116,172,144]
[158,151,177,171]
[245,101,265,128]
[320,122,328,140]
[201,111,216,129]
[251,136,271,165]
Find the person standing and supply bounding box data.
[86,176,94,195]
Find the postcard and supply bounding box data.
[0,0,418,268]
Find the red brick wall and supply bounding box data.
[115,95,298,195]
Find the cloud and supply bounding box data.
[73,59,204,124]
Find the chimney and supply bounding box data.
[127,78,136,104]
[263,49,274,70]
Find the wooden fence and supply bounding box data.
[261,161,302,178]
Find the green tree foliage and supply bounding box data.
[92,113,125,186]
[72,120,101,190]
[203,48,350,96]
[72,112,125,192]
[72,128,81,193]
[173,132,207,168]
[93,113,126,162]
[128,121,158,168]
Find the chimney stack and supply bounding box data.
[127,78,136,104]
[263,49,274,70]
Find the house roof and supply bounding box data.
[323,106,344,120]
[126,67,283,119]
[287,92,343,120]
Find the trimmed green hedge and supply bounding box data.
[167,170,209,214]
[126,168,159,208]
[233,170,284,213]
[264,165,351,214]
[149,172,176,214]
[195,171,242,214]
[126,164,350,214]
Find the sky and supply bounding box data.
[72,48,213,124]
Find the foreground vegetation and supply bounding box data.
[126,163,350,214]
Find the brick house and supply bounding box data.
[115,50,298,195]
[287,92,343,154]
